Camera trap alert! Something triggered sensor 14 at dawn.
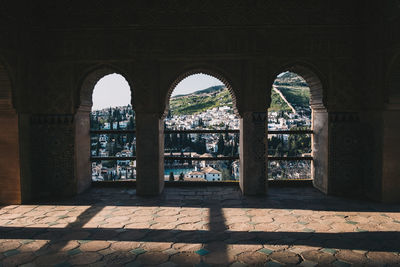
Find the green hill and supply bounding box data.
[170,86,232,115]
[269,89,292,112]
[169,73,310,115]
[270,72,310,112]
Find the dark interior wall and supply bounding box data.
[1,1,398,202]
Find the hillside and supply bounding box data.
[169,85,232,115]
[169,73,310,115]
[270,72,310,112]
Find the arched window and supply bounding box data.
[268,71,312,180]
[90,74,135,182]
[164,73,239,183]
[76,68,135,190]
[267,65,328,192]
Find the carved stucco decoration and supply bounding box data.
[0,60,14,112]
[328,112,362,195]
[21,1,358,29]
[330,59,360,111]
[252,112,267,161]
[32,62,75,114]
[252,111,268,190]
[30,114,75,198]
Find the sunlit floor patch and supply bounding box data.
[0,186,399,265]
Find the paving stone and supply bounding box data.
[158,262,178,267]
[230,262,247,267]
[3,249,20,257]
[269,250,301,265]
[228,244,263,253]
[301,250,336,264]
[20,263,38,267]
[170,252,201,265]
[195,248,210,256]
[164,248,179,255]
[102,251,137,265]
[34,252,69,266]
[335,249,368,264]
[130,248,146,255]
[251,215,274,223]
[332,260,352,267]
[227,222,254,231]
[299,260,317,267]
[237,251,269,265]
[141,242,172,251]
[48,241,80,252]
[80,241,111,252]
[226,215,250,223]
[258,248,274,255]
[173,243,203,252]
[321,248,337,255]
[118,230,148,241]
[1,252,36,266]
[367,251,400,264]
[110,241,142,251]
[67,248,81,256]
[204,250,238,265]
[60,231,91,240]
[68,252,102,265]
[0,241,21,252]
[137,251,169,265]
[18,240,48,253]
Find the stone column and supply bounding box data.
[381,106,400,203]
[30,114,77,199]
[327,112,362,197]
[0,109,22,204]
[135,112,164,195]
[312,109,329,193]
[239,111,268,195]
[74,105,91,194]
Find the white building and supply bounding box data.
[186,171,205,179]
[202,166,222,181]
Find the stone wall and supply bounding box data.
[0,1,399,203]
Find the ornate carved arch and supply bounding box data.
[77,64,135,110]
[163,67,240,119]
[272,61,327,111]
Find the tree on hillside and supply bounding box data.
[217,134,225,155]
[171,133,179,151]
[127,116,135,130]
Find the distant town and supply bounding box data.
[91,72,312,182]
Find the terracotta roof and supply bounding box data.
[202,166,221,174]
[200,153,213,158]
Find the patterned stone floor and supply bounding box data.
[1,186,400,266]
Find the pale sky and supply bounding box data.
[92,74,131,110]
[92,73,224,110]
[171,74,224,96]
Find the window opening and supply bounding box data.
[164,73,239,182]
[90,74,136,181]
[268,71,312,180]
